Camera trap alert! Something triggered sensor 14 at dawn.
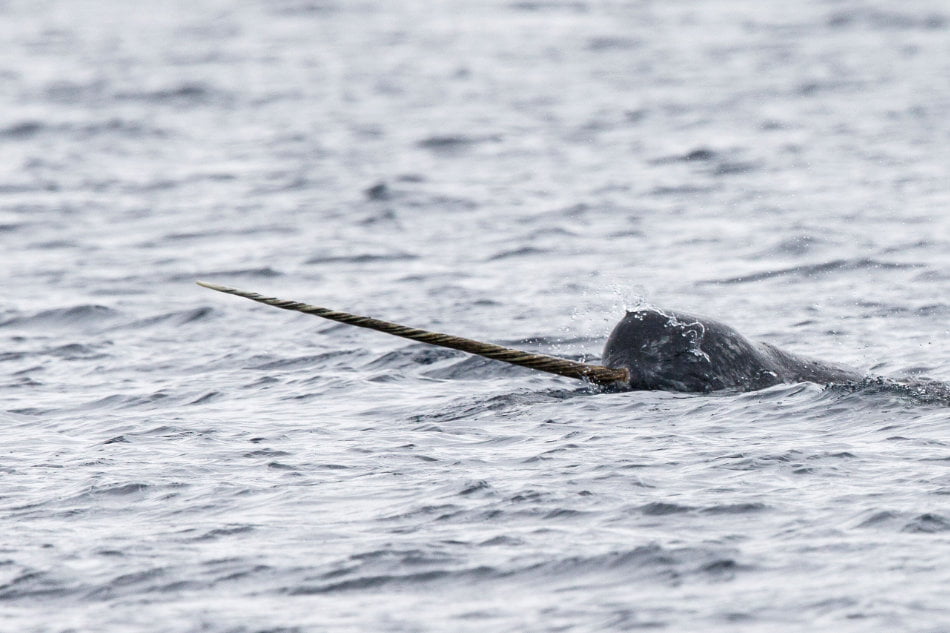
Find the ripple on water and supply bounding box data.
[700,258,925,285]
[0,305,122,330]
[857,510,950,534]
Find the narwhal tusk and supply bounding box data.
[196,281,630,386]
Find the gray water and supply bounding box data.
[3,0,950,631]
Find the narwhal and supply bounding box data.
[196,281,863,392]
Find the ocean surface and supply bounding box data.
[2,0,950,631]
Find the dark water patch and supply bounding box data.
[510,1,589,12]
[757,234,826,256]
[831,377,950,407]
[267,0,344,15]
[209,562,274,583]
[0,568,70,601]
[244,448,292,458]
[95,549,126,557]
[348,548,460,567]
[586,36,640,51]
[7,407,54,416]
[3,375,44,389]
[409,394,548,422]
[422,354,547,380]
[826,451,856,459]
[797,80,859,96]
[189,525,256,542]
[156,580,204,593]
[188,391,221,405]
[902,513,950,534]
[516,544,746,585]
[358,207,399,226]
[417,134,501,152]
[28,239,78,249]
[524,225,580,238]
[480,535,524,547]
[855,509,950,533]
[650,147,758,175]
[649,184,715,196]
[638,501,695,516]
[305,252,417,265]
[554,202,593,217]
[4,117,170,141]
[289,568,462,594]
[396,271,472,284]
[700,502,769,515]
[161,229,230,241]
[175,307,214,325]
[366,346,460,370]
[760,118,792,130]
[249,350,359,371]
[399,192,479,212]
[0,305,122,330]
[249,172,330,195]
[699,558,744,577]
[542,508,589,520]
[443,388,586,418]
[65,483,152,504]
[172,267,284,281]
[827,9,946,30]
[486,246,549,261]
[524,547,673,576]
[88,287,150,298]
[458,480,493,496]
[0,181,59,194]
[79,118,169,139]
[45,343,110,360]
[712,449,817,472]
[366,373,401,383]
[85,567,168,599]
[12,362,43,374]
[45,78,107,103]
[0,121,43,139]
[700,258,923,285]
[914,269,950,282]
[912,304,950,316]
[508,489,549,504]
[853,300,950,318]
[115,82,225,105]
[653,147,718,163]
[364,181,390,200]
[381,504,461,522]
[713,161,758,175]
[109,307,217,331]
[75,390,177,412]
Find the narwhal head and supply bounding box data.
[603,309,740,392]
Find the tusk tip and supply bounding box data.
[196,280,231,292]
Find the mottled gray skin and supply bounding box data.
[603,309,862,392]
